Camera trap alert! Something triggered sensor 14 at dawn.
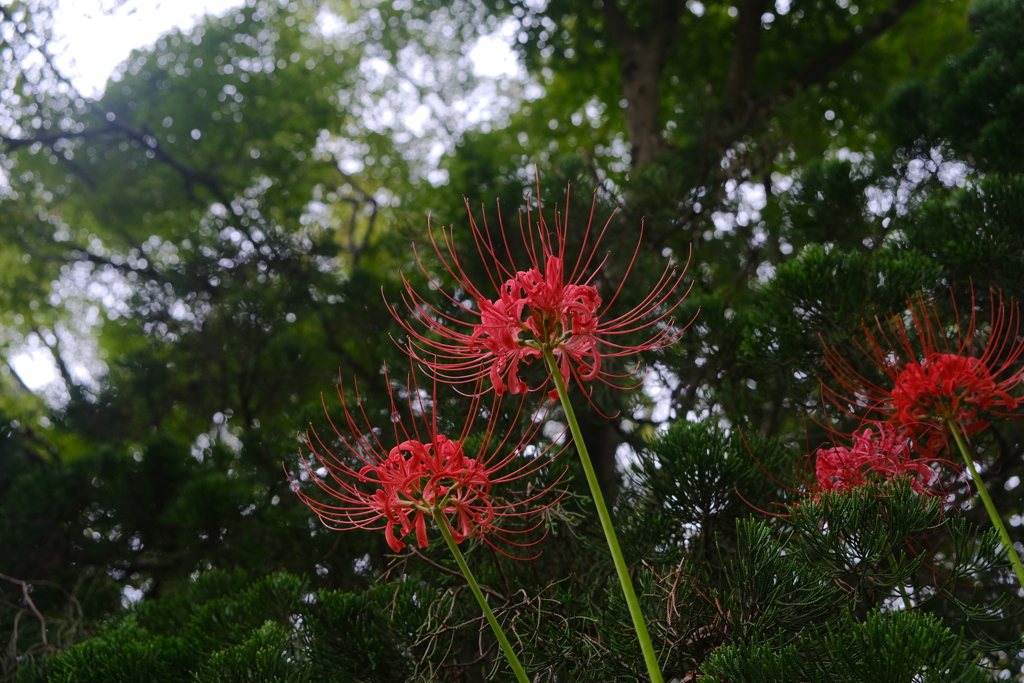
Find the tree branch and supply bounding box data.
[0,573,50,649]
[406,547,507,601]
[0,7,237,216]
[32,326,77,401]
[0,126,117,151]
[776,0,925,98]
[685,0,926,229]
[102,117,236,210]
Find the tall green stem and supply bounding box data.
[432,508,531,683]
[947,421,1024,590]
[543,349,664,683]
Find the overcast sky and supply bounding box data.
[52,0,519,97]
[53,0,249,96]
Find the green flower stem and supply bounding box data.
[947,421,1024,590]
[432,508,531,683]
[542,349,664,683]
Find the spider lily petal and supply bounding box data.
[823,290,1024,455]
[390,180,694,397]
[812,424,942,494]
[289,369,566,555]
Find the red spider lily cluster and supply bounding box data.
[291,180,693,566]
[823,291,1024,456]
[813,425,940,494]
[291,372,565,554]
[392,185,693,398]
[805,289,1024,501]
[351,435,493,552]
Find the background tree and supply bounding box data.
[1,0,1023,679]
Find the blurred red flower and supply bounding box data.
[823,291,1024,454]
[813,425,940,494]
[290,371,564,554]
[392,183,693,397]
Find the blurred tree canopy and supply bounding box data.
[2,0,1024,679]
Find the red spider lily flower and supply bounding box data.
[289,370,566,555]
[823,291,1024,455]
[391,181,694,398]
[813,425,941,494]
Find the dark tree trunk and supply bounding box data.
[619,43,669,170]
[602,0,684,170]
[599,0,923,174]
[722,0,769,114]
[579,410,624,504]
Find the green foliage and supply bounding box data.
[624,421,789,564]
[305,591,411,681]
[16,571,420,683]
[699,481,1010,682]
[200,621,305,683]
[14,616,193,683]
[2,0,1024,680]
[703,610,988,683]
[727,518,839,638]
[785,159,879,250]
[790,481,940,591]
[885,0,1024,175]
[900,174,1024,295]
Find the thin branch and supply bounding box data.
[406,547,508,602]
[356,204,378,266]
[102,118,235,209]
[31,326,75,398]
[0,573,49,649]
[0,126,117,151]
[0,7,238,214]
[773,0,925,98]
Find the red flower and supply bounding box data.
[814,442,869,491]
[289,371,565,554]
[813,425,939,494]
[392,182,693,397]
[823,291,1024,454]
